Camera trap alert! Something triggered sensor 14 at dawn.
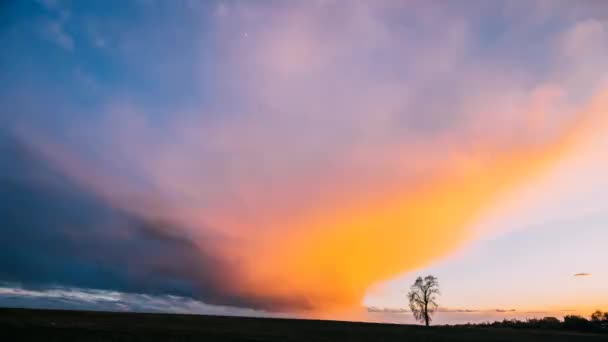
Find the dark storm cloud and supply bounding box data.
[0,134,260,309]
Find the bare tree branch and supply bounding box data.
[407,275,439,326]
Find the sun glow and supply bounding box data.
[210,92,608,314]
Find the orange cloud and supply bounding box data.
[574,273,591,277]
[203,91,608,315]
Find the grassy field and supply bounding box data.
[1,308,607,341]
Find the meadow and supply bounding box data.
[1,308,607,341]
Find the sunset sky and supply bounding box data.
[1,0,607,324]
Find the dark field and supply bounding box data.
[1,308,607,342]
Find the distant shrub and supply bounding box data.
[562,315,595,331]
[538,317,561,329]
[455,314,606,333]
[591,310,608,323]
[524,317,561,329]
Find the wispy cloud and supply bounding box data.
[44,20,73,50]
[0,285,288,318]
[37,0,60,10]
[39,3,74,51]
[366,306,517,314]
[574,273,592,277]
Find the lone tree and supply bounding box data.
[408,275,440,326]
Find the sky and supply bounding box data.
[0,0,607,324]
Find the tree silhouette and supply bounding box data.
[407,275,439,326]
[591,310,608,323]
[563,315,593,330]
[591,310,603,323]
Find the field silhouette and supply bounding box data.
[2,308,607,342]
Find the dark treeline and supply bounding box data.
[453,311,608,333]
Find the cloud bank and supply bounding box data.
[1,1,607,315]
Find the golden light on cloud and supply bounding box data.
[223,91,608,314]
[26,90,608,315]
